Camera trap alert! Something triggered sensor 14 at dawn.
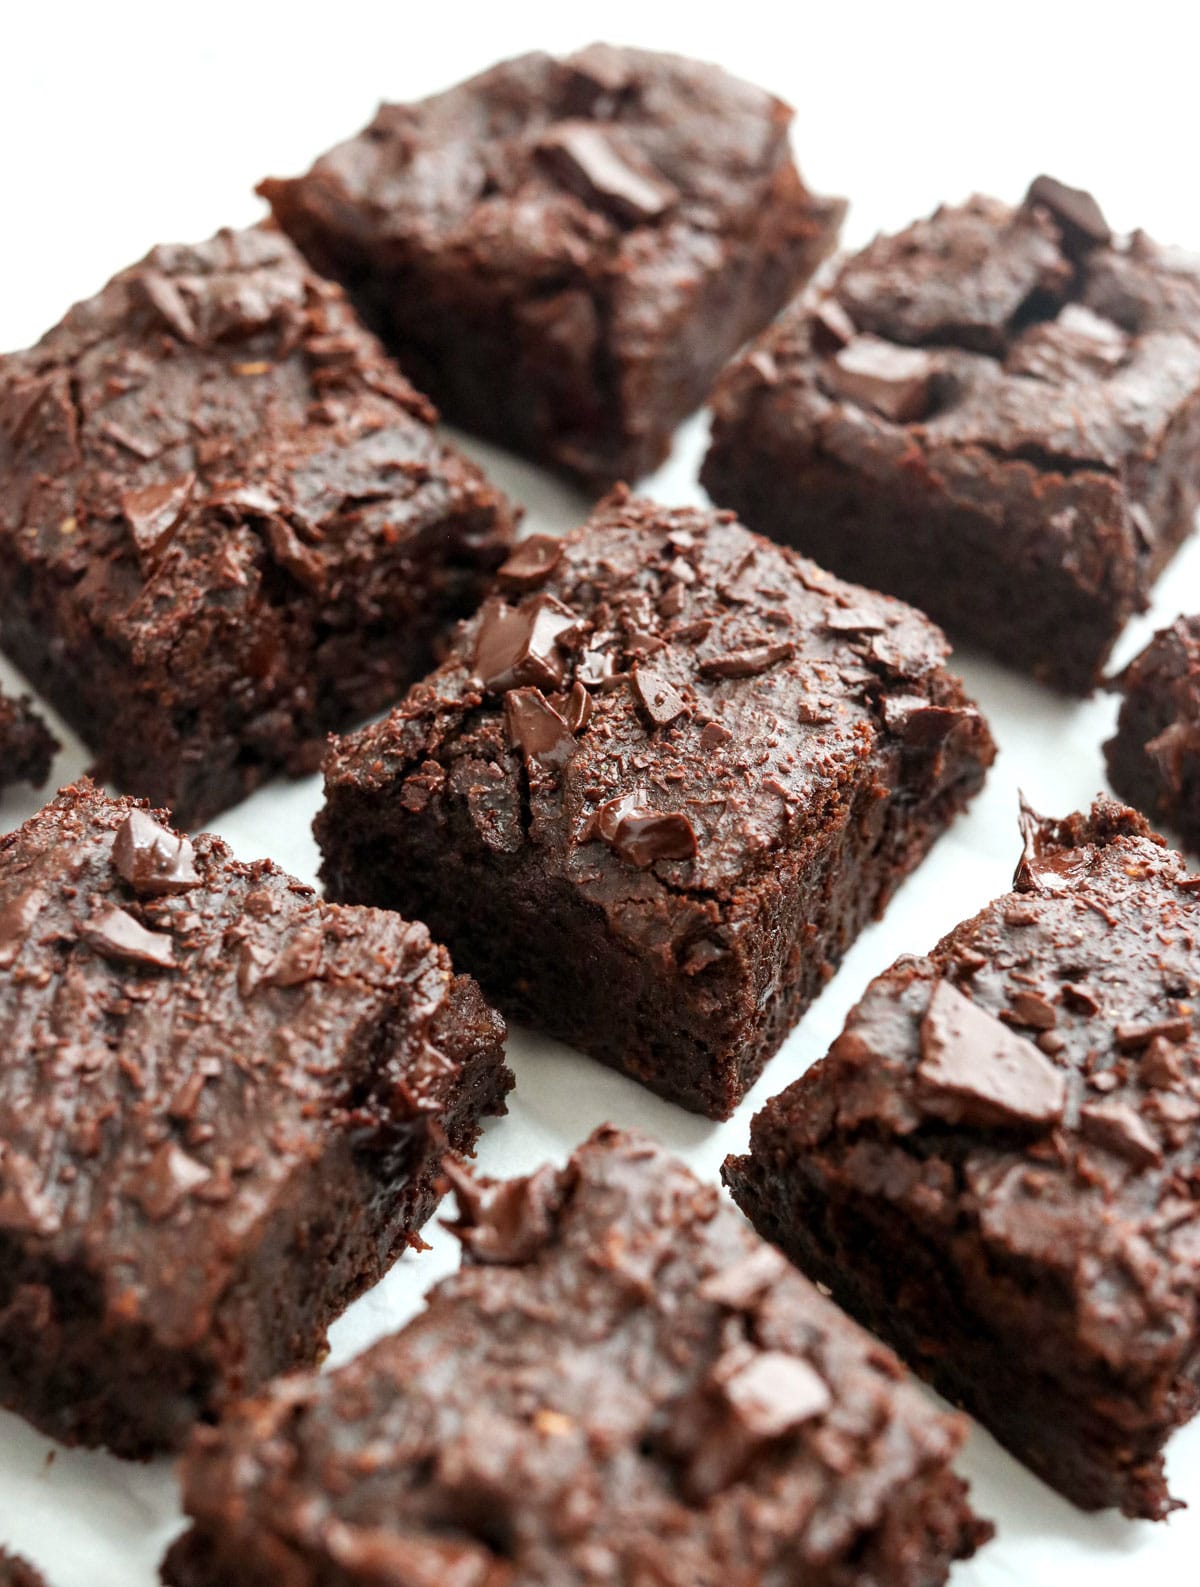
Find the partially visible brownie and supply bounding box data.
[703,177,1200,692]
[726,798,1200,1518]
[0,226,516,828]
[0,781,510,1458]
[1107,615,1200,851]
[163,1126,990,1587]
[0,1552,47,1587]
[317,491,994,1119]
[0,690,56,794]
[261,45,844,491]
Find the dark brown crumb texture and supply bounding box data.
[703,177,1200,693]
[1107,614,1200,853]
[163,1126,989,1587]
[726,797,1200,1518]
[0,781,511,1458]
[261,44,844,491]
[316,491,994,1119]
[0,690,57,795]
[0,226,516,828]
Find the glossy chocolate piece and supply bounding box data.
[317,491,994,1118]
[0,782,510,1457]
[0,227,515,828]
[163,1128,989,1587]
[704,183,1200,693]
[726,799,1200,1518]
[261,46,844,491]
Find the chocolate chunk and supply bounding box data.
[718,1346,832,1439]
[120,473,195,566]
[504,688,577,770]
[536,121,678,225]
[263,516,325,591]
[917,979,1066,1128]
[698,641,795,679]
[1079,1102,1162,1170]
[136,269,198,342]
[1140,1036,1185,1090]
[588,790,698,868]
[135,1141,212,1222]
[498,534,564,591]
[698,1245,790,1309]
[1114,1017,1192,1052]
[445,1160,570,1266]
[827,336,936,423]
[0,887,44,971]
[700,720,733,749]
[556,680,593,734]
[810,297,857,352]
[474,595,577,693]
[824,606,889,636]
[112,810,201,896]
[1008,989,1058,1031]
[1025,175,1112,250]
[632,664,688,727]
[83,904,177,971]
[263,927,325,988]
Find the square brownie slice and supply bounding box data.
[1107,615,1200,852]
[0,689,56,796]
[163,1127,989,1587]
[317,491,994,1118]
[0,226,516,828]
[260,45,844,492]
[0,781,510,1457]
[726,798,1200,1518]
[703,177,1200,693]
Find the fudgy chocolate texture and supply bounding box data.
[726,798,1200,1518]
[0,1552,47,1587]
[163,1127,989,1587]
[0,781,510,1458]
[703,178,1200,693]
[317,492,994,1118]
[0,690,56,795]
[260,45,844,492]
[0,227,515,828]
[1107,615,1200,852]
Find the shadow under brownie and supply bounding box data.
[0,226,516,828]
[317,490,994,1118]
[726,797,1200,1518]
[0,781,510,1458]
[163,1126,990,1587]
[261,44,844,492]
[703,176,1200,693]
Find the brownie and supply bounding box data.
[703,177,1200,693]
[0,1553,47,1587]
[0,227,516,829]
[163,1126,989,1587]
[0,689,56,795]
[726,797,1200,1518]
[0,781,511,1458]
[317,491,994,1118]
[260,45,844,492]
[1107,615,1200,852]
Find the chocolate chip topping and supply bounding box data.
[697,640,795,679]
[474,595,577,692]
[112,809,201,896]
[1025,174,1113,251]
[497,534,564,591]
[535,120,679,225]
[588,791,698,869]
[917,979,1066,1128]
[1079,1101,1162,1169]
[632,663,688,726]
[827,336,937,423]
[120,472,196,567]
[83,903,178,971]
[504,688,577,769]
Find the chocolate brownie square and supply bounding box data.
[260,45,844,491]
[0,1553,46,1587]
[1107,615,1200,852]
[163,1127,990,1587]
[726,798,1200,1518]
[0,690,56,795]
[0,781,510,1457]
[317,491,994,1118]
[0,226,515,828]
[703,177,1200,692]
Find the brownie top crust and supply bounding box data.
[0,225,510,677]
[174,1127,986,1584]
[714,179,1200,589]
[320,492,993,960]
[752,798,1200,1382]
[0,781,502,1352]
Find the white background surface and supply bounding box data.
[2,3,1200,1582]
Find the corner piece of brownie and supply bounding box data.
[0,1552,48,1587]
[725,796,1200,1518]
[1107,614,1200,852]
[163,1126,990,1587]
[0,781,510,1457]
[0,226,516,828]
[260,45,844,491]
[703,176,1200,693]
[316,491,995,1119]
[0,690,57,795]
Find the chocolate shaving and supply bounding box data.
[699,641,795,680]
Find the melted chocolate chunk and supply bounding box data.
[504,688,577,769]
[698,640,795,679]
[120,472,196,566]
[917,980,1066,1128]
[827,336,937,423]
[474,595,577,693]
[536,121,678,225]
[83,903,178,971]
[112,809,202,896]
[497,534,564,591]
[632,663,688,726]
